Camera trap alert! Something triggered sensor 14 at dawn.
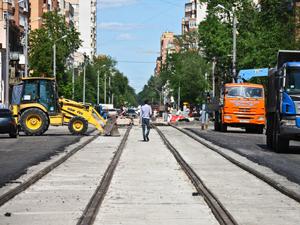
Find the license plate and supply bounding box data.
[240,119,250,123]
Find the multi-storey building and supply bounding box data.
[155,32,179,75]
[182,0,207,35]
[29,0,59,30]
[58,0,79,28]
[0,0,30,103]
[78,0,97,60]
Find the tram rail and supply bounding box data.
[0,132,100,207]
[153,125,238,225]
[169,124,300,204]
[77,125,132,225]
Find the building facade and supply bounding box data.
[0,0,30,103]
[29,0,59,30]
[78,0,97,60]
[155,32,179,75]
[182,0,207,35]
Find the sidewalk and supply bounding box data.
[94,126,218,225]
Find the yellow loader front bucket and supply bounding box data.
[104,115,120,136]
[60,98,120,136]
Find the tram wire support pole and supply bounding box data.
[215,4,237,83]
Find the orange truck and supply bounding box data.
[213,83,265,133]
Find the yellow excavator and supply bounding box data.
[11,77,107,136]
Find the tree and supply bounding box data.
[199,0,297,72]
[161,51,210,104]
[73,55,137,107]
[29,11,81,92]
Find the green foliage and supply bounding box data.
[162,51,210,104]
[29,11,81,97]
[199,0,297,73]
[138,51,210,105]
[73,56,137,107]
[138,75,163,105]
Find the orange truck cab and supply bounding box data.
[214,83,265,133]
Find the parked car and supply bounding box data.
[0,109,18,138]
[126,108,138,118]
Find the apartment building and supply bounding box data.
[58,0,78,28]
[0,0,30,103]
[155,32,179,75]
[29,0,59,30]
[78,0,97,60]
[182,0,207,35]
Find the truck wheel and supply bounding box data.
[256,126,264,134]
[20,108,49,136]
[273,133,289,153]
[220,123,227,132]
[266,131,273,149]
[214,112,221,131]
[214,120,220,131]
[68,116,88,135]
[266,114,274,149]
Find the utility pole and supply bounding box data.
[108,75,111,104]
[24,18,28,77]
[97,70,99,105]
[232,12,237,82]
[53,35,67,79]
[53,43,56,79]
[5,15,10,107]
[215,5,237,83]
[212,57,216,98]
[104,73,106,104]
[177,85,181,110]
[83,62,86,104]
[72,66,75,99]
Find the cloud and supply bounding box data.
[98,22,142,31]
[98,0,139,9]
[116,33,136,41]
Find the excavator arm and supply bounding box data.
[59,98,107,134]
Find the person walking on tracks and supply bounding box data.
[140,100,152,142]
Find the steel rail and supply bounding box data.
[171,124,300,204]
[77,125,132,225]
[154,125,238,225]
[0,132,99,207]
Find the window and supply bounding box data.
[23,81,38,101]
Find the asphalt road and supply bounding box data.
[187,126,300,185]
[0,126,94,187]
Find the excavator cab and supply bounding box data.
[18,78,59,113]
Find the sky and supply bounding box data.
[96,0,187,93]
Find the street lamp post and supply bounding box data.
[97,70,100,105]
[83,63,86,104]
[82,54,88,104]
[24,17,41,77]
[5,15,10,107]
[24,19,28,77]
[216,4,237,82]
[212,57,217,98]
[108,75,111,104]
[104,73,107,104]
[72,66,75,99]
[53,35,67,79]
[232,14,237,81]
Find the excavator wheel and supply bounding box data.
[20,108,49,136]
[68,116,88,135]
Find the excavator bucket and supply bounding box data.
[104,116,121,136]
